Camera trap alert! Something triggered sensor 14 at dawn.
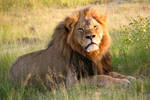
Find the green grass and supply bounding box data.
[0,3,150,100]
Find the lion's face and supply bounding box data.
[65,7,107,53]
[73,16,103,52]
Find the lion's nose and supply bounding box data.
[85,34,96,39]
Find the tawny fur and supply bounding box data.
[9,7,132,88]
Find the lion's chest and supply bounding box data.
[70,51,98,80]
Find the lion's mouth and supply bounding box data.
[85,42,99,52]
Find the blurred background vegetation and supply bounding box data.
[0,0,150,11]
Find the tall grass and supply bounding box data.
[0,0,90,11]
[1,0,150,12]
[1,0,133,12]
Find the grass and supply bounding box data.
[0,0,115,12]
[0,1,150,100]
[1,0,150,12]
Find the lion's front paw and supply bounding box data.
[121,79,131,85]
[127,76,136,81]
[116,78,130,86]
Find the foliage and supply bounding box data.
[111,16,150,76]
[121,16,150,50]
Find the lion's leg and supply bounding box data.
[80,75,130,87]
[108,72,136,81]
[66,73,130,88]
[66,69,79,88]
[23,73,32,86]
[108,72,127,79]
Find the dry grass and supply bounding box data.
[0,0,117,11]
[0,3,150,46]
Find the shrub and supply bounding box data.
[111,16,150,76]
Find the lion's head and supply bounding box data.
[48,7,111,67]
[64,7,109,56]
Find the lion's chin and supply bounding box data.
[86,44,99,52]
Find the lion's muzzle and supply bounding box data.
[84,33,102,52]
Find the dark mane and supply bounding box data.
[70,50,112,80]
[47,21,67,48]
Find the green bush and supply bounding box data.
[111,16,150,76]
[121,16,150,50]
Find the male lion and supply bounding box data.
[10,7,134,88]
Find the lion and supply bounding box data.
[9,7,134,89]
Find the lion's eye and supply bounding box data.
[94,25,98,30]
[78,28,84,33]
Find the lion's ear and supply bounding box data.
[65,16,78,32]
[98,15,107,24]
